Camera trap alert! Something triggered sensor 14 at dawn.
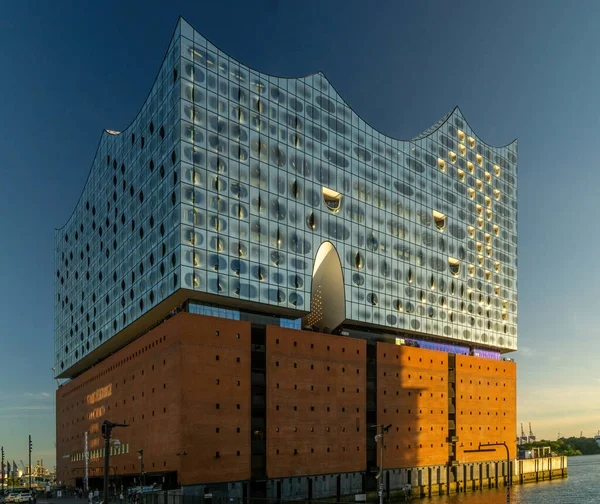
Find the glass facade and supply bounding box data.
[54,18,518,377]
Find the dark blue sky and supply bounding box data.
[1,0,598,466]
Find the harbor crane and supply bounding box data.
[528,422,536,442]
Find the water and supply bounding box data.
[419,455,600,503]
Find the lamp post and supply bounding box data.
[137,450,144,487]
[371,424,392,504]
[28,435,32,490]
[101,421,128,504]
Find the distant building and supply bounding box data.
[55,17,518,499]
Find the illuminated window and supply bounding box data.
[468,188,475,200]
[493,225,500,236]
[322,187,342,213]
[458,130,466,143]
[494,165,501,176]
[448,258,460,276]
[467,226,475,238]
[485,172,492,183]
[433,211,446,231]
[476,205,483,216]
[476,179,483,191]
[438,158,447,172]
[467,161,474,173]
[468,136,475,149]
[457,169,465,181]
[459,144,466,156]
[449,151,457,164]
[476,154,483,166]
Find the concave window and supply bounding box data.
[458,144,466,156]
[457,130,465,143]
[493,225,500,236]
[432,211,446,231]
[468,136,475,149]
[449,151,457,164]
[467,161,474,173]
[485,172,492,183]
[476,179,483,191]
[468,188,475,200]
[476,154,483,166]
[457,169,465,182]
[494,261,501,272]
[467,226,475,238]
[494,165,501,176]
[493,189,501,200]
[448,258,460,276]
[354,251,364,269]
[485,196,492,207]
[322,187,342,213]
[438,158,446,172]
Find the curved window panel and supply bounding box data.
[322,187,342,213]
[448,258,460,276]
[433,211,446,231]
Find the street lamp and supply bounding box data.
[137,450,144,487]
[371,424,392,504]
[102,421,128,504]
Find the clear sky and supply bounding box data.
[1,0,599,468]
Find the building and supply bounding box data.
[55,17,518,499]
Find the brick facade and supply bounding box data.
[265,327,367,478]
[56,314,517,488]
[56,313,251,486]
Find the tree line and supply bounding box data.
[519,437,600,456]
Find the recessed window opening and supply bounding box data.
[448,258,460,276]
[432,211,446,231]
[322,187,342,212]
[438,158,446,172]
[449,151,457,164]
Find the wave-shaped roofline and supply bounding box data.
[56,16,517,232]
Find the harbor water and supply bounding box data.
[421,454,600,503]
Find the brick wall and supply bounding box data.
[56,313,251,486]
[265,327,367,478]
[455,355,517,463]
[377,343,449,468]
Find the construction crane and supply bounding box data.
[519,423,528,444]
[528,422,536,442]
